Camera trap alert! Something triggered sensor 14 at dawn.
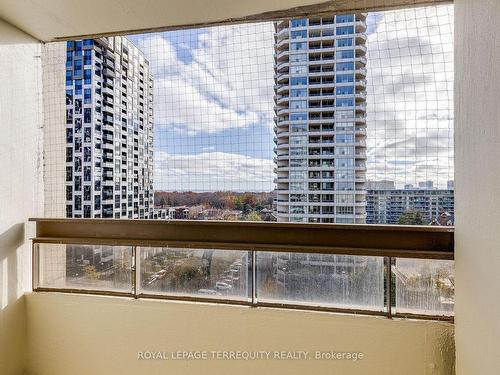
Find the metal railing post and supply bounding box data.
[249,250,257,305]
[132,246,138,298]
[386,256,393,319]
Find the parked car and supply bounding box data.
[215,282,232,291]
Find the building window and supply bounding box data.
[66,109,73,124]
[74,195,82,210]
[335,158,354,168]
[66,128,73,143]
[337,38,353,47]
[290,65,307,74]
[337,206,354,215]
[291,30,307,39]
[336,26,354,35]
[75,176,82,191]
[290,135,307,145]
[336,134,354,143]
[335,170,354,180]
[336,194,354,204]
[66,166,73,182]
[84,185,91,201]
[75,137,82,152]
[66,186,73,201]
[75,98,82,114]
[336,86,354,95]
[84,69,91,84]
[337,50,354,59]
[84,205,91,218]
[83,49,92,65]
[291,123,307,133]
[336,62,354,71]
[336,98,354,107]
[66,147,73,162]
[290,54,307,62]
[84,127,91,143]
[84,166,91,182]
[291,42,307,51]
[336,146,354,155]
[291,88,307,97]
[75,156,82,172]
[84,108,91,123]
[84,147,92,162]
[336,182,355,191]
[290,19,307,28]
[94,195,101,210]
[336,14,354,23]
[290,100,307,110]
[75,41,82,55]
[290,77,307,85]
[66,89,73,105]
[65,71,72,86]
[290,113,307,121]
[84,88,91,104]
[336,74,354,83]
[75,79,82,95]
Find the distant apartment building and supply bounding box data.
[65,37,154,219]
[273,14,368,224]
[418,180,434,189]
[366,185,455,224]
[366,180,395,190]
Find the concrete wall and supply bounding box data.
[0,0,451,42]
[25,293,455,375]
[0,19,43,375]
[454,0,500,373]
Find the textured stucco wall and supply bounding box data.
[26,293,454,375]
[454,0,500,373]
[0,0,452,42]
[0,18,43,375]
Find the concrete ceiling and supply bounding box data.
[0,0,451,42]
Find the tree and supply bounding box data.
[234,197,244,211]
[397,210,426,225]
[172,263,204,290]
[159,197,166,208]
[83,265,99,280]
[243,211,262,221]
[242,193,257,207]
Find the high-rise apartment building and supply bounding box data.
[273,14,368,224]
[366,187,455,224]
[65,37,154,219]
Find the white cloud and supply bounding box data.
[136,23,275,135]
[131,7,455,191]
[366,5,454,188]
[154,151,274,191]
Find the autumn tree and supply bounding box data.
[397,210,426,225]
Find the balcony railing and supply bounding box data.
[30,218,454,321]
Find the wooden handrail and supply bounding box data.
[29,218,454,260]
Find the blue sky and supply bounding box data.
[127,6,454,192]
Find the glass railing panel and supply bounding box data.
[256,251,385,311]
[393,258,454,316]
[36,243,133,293]
[138,247,250,301]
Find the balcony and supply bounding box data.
[4,1,499,374]
[31,218,454,320]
